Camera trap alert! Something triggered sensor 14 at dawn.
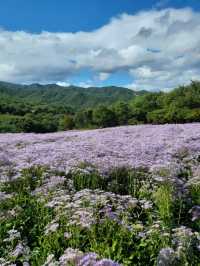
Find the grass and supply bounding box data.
[153,182,174,227]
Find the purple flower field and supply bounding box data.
[0,123,200,178]
[0,123,200,265]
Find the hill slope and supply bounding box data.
[0,81,146,109]
[0,81,199,133]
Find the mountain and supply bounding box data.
[0,81,147,110]
[0,80,199,133]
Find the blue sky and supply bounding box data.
[0,0,200,90]
[0,0,200,33]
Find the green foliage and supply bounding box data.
[1,166,200,265]
[153,182,174,227]
[74,109,94,128]
[68,167,150,199]
[88,219,137,264]
[70,169,105,191]
[189,183,200,205]
[131,81,200,125]
[147,109,169,124]
[18,113,59,133]
[0,81,200,132]
[93,105,116,128]
[0,114,22,133]
[112,101,131,125]
[0,167,53,261]
[0,82,136,111]
[107,167,150,198]
[59,114,75,130]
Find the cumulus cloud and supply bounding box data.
[98,72,110,81]
[56,81,70,87]
[77,81,93,88]
[0,7,200,90]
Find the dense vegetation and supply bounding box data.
[0,153,200,265]
[0,82,140,108]
[0,81,199,133]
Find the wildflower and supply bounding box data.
[127,199,138,208]
[0,191,13,201]
[1,124,199,176]
[78,253,98,266]
[11,243,25,258]
[162,232,170,237]
[189,205,200,221]
[95,259,121,266]
[45,222,59,235]
[3,229,21,243]
[64,232,72,239]
[157,247,177,266]
[23,263,30,266]
[42,254,58,266]
[140,200,153,210]
[59,248,83,265]
[151,223,160,229]
[138,232,146,238]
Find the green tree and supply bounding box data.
[74,109,93,128]
[113,101,131,125]
[147,109,168,124]
[93,106,117,128]
[59,114,75,130]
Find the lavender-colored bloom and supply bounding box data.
[44,222,59,235]
[138,232,146,238]
[189,206,200,221]
[99,205,119,222]
[78,253,98,266]
[59,248,83,265]
[64,232,72,239]
[140,199,153,210]
[42,254,58,266]
[157,248,177,266]
[77,253,121,266]
[0,124,200,265]
[0,191,13,201]
[11,242,25,258]
[23,262,30,266]
[3,229,21,243]
[0,124,199,179]
[95,259,121,266]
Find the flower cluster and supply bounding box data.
[43,249,121,266]
[0,124,200,265]
[0,124,199,179]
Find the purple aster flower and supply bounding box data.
[95,259,121,266]
[189,206,200,221]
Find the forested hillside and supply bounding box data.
[0,81,199,133]
[0,82,142,109]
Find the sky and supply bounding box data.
[0,0,200,91]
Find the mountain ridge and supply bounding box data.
[0,81,147,109]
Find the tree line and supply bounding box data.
[0,81,199,133]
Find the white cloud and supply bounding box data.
[56,81,70,87]
[76,81,93,88]
[0,7,200,90]
[98,72,110,81]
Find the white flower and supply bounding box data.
[45,222,59,235]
